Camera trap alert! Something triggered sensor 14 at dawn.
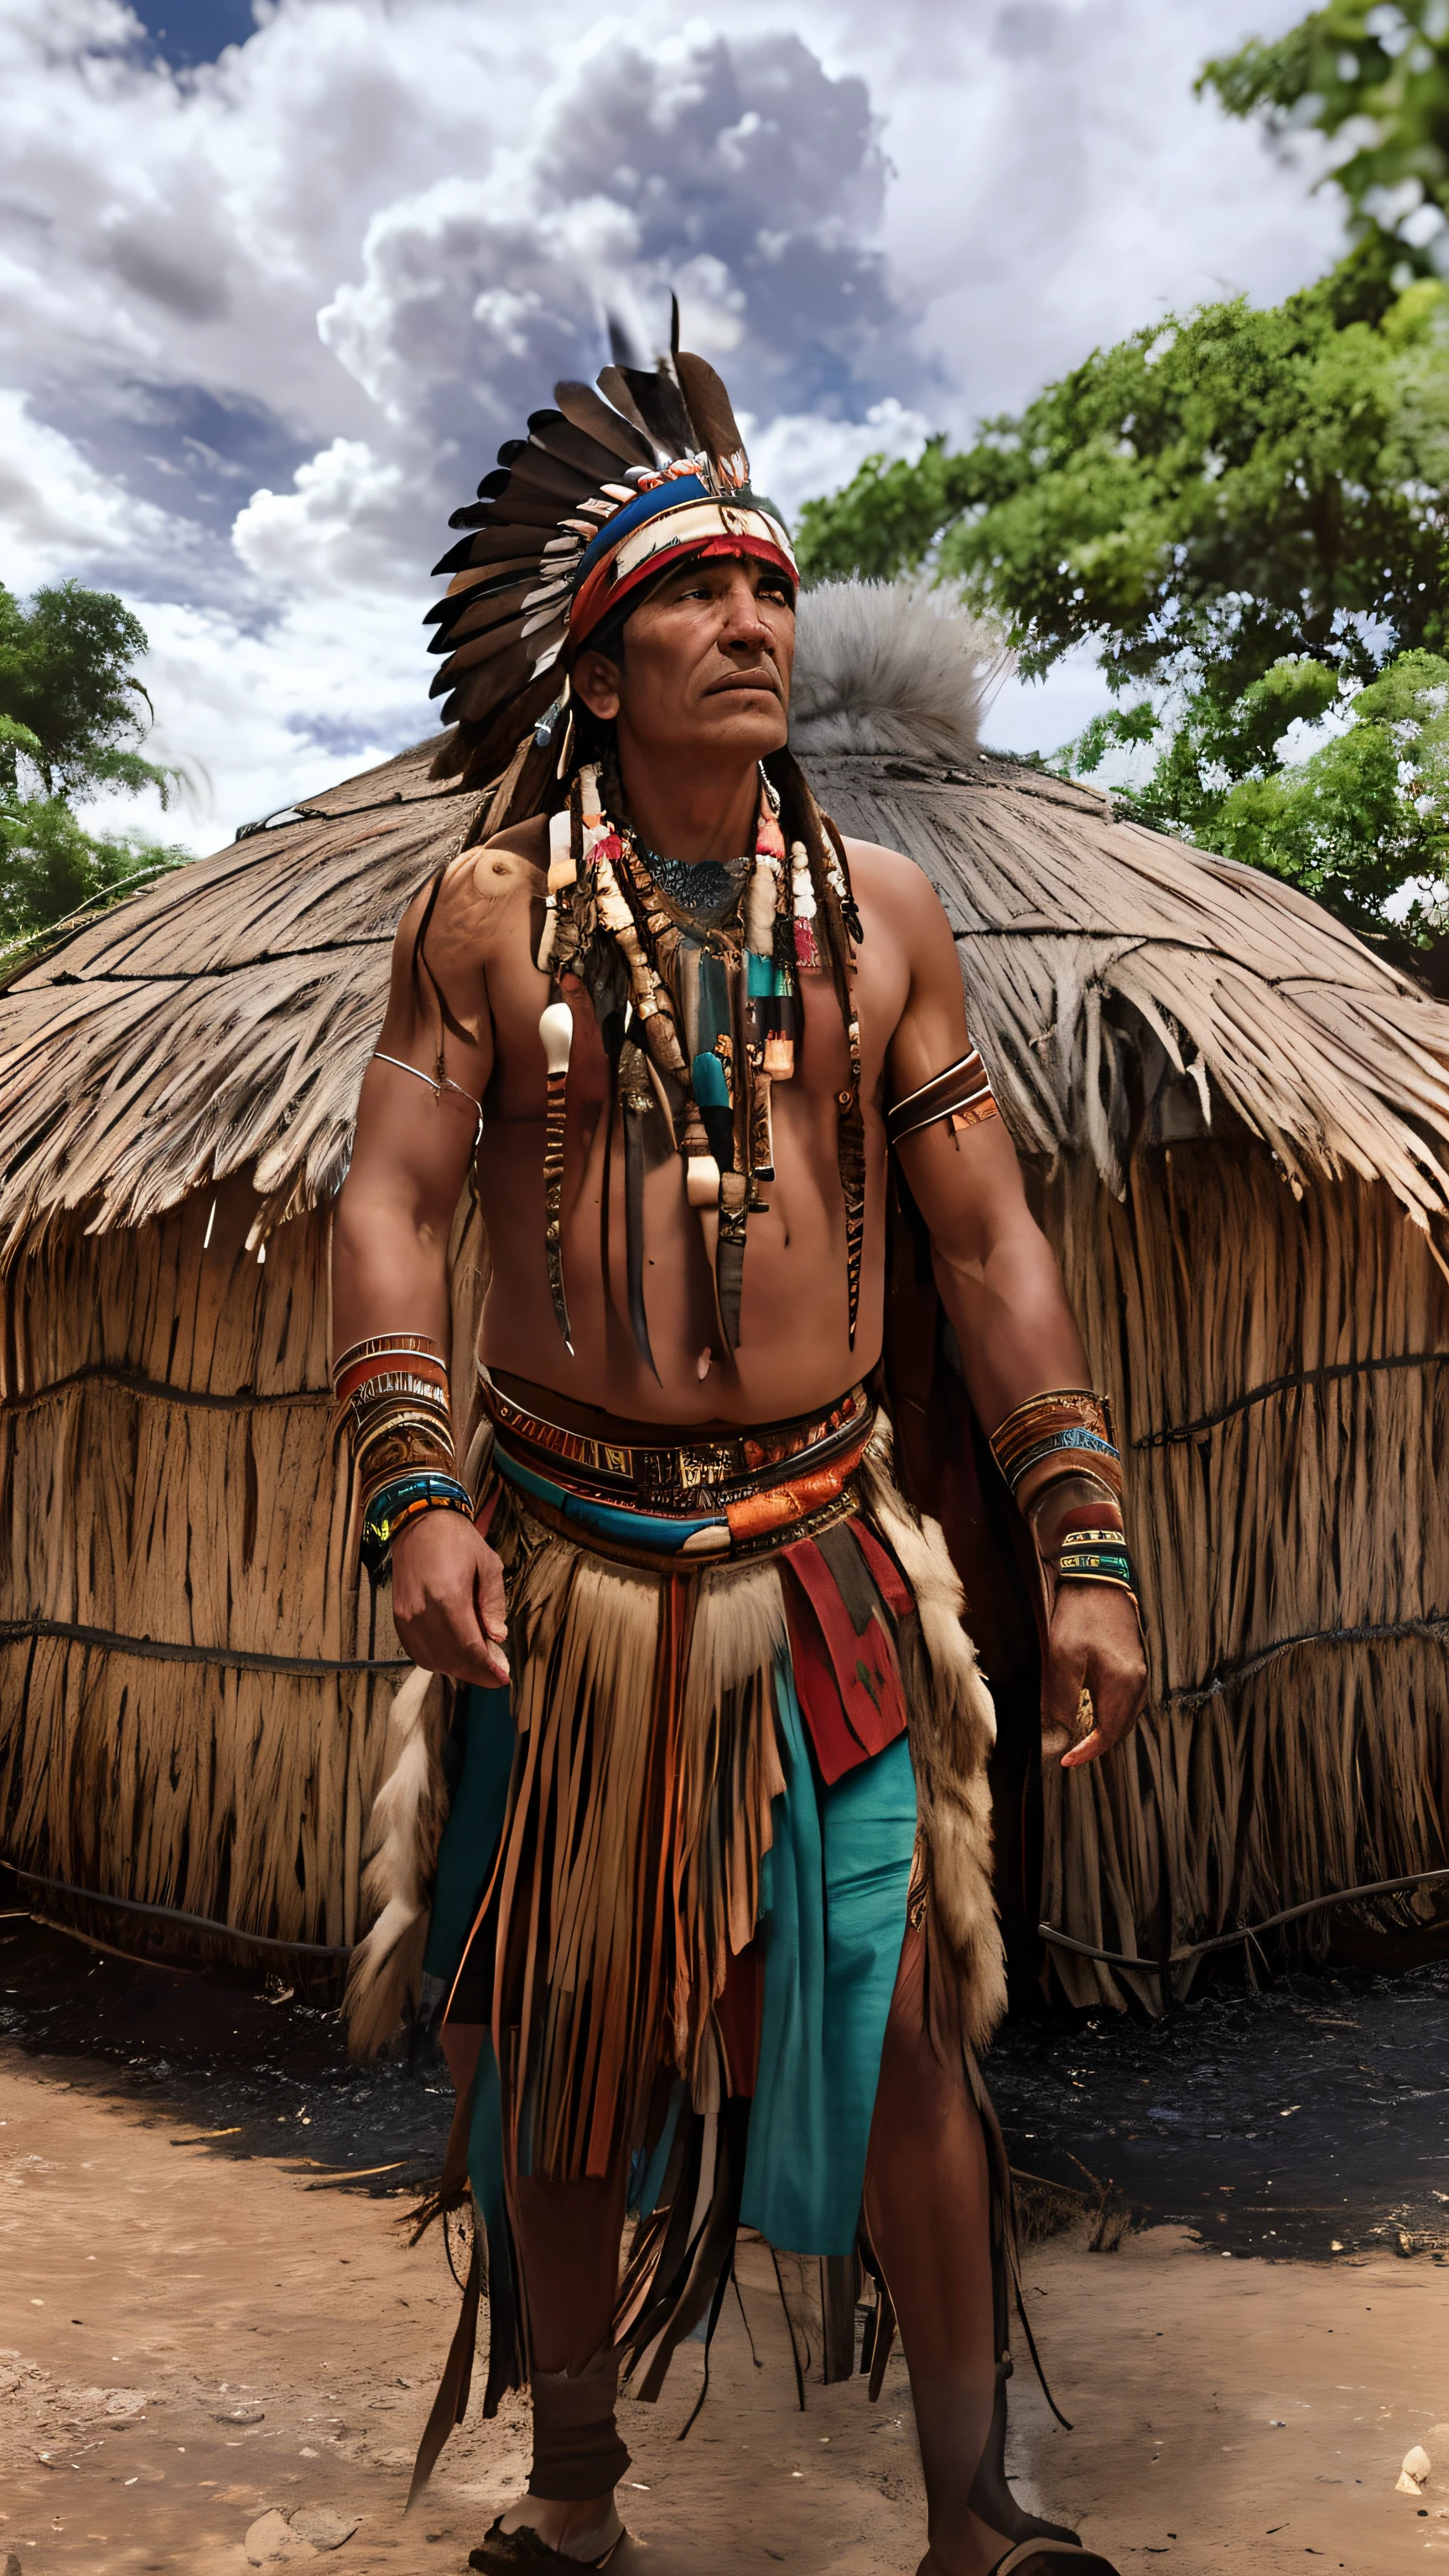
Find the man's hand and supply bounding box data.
[1041,1583,1146,1769]
[391,1510,510,1689]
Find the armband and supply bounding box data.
[886,1047,998,1150]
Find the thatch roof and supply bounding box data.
[3,580,1449,1253]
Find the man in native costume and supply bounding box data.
[331,318,1146,2576]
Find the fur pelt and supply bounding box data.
[790,579,1009,771]
[859,1421,1007,2050]
[342,1665,450,2058]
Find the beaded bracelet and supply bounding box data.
[335,1331,457,1495]
[992,1389,1144,1639]
[989,1388,1119,1498]
[1052,1528,1137,1593]
[361,1471,475,1578]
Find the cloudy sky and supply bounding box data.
[2,0,1343,850]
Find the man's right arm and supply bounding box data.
[332,870,509,1687]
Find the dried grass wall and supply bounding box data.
[5,1133,1443,1998]
[0,1172,486,1962]
[1037,1139,1449,2007]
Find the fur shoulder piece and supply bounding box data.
[789,579,1009,771]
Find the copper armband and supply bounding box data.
[886,1047,998,1150]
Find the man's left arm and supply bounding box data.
[879,856,1148,1768]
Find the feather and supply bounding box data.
[431,566,556,623]
[608,311,642,368]
[502,449,597,507]
[553,380,655,470]
[437,636,533,719]
[425,560,546,623]
[429,580,562,652]
[432,610,533,688]
[454,668,559,776]
[528,409,635,485]
[434,525,547,573]
[595,366,673,460]
[475,488,575,532]
[605,363,694,461]
[674,351,749,486]
[341,1666,449,2059]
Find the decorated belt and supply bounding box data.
[480,1375,874,1562]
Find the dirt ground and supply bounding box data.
[3,2044,1446,2576]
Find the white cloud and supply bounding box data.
[745,397,930,522]
[0,0,1348,840]
[82,589,429,854]
[317,178,645,433]
[232,436,417,593]
[0,389,195,590]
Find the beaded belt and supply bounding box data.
[480,1375,874,1562]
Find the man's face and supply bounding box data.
[572,553,795,763]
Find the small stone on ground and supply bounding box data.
[244,2507,320,2565]
[289,2506,362,2549]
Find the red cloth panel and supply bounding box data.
[849,1516,915,1618]
[782,1536,909,1785]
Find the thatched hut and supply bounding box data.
[3,584,1448,2012]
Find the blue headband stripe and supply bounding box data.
[573,475,791,588]
[573,476,711,583]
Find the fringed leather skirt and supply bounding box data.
[426,1371,1005,2409]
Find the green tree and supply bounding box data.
[794,260,1449,930]
[0,580,190,956]
[1201,5,1449,262]
[1206,651,1449,927]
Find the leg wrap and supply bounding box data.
[527,2353,631,2502]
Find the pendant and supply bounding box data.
[539,999,574,1352]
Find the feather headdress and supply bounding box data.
[425,304,797,787]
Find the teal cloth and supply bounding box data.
[426,1667,915,2260]
[492,1446,725,1554]
[422,1684,513,1983]
[740,1655,915,2255]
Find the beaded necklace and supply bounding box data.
[644,849,750,921]
[534,761,864,1371]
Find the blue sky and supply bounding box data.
[134,0,258,66]
[1,0,1343,846]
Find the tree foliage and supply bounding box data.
[0,580,189,953]
[797,259,1449,693]
[1201,4,1449,259]
[1124,651,1449,936]
[794,258,1449,931]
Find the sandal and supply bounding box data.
[468,2518,628,2572]
[989,2547,1124,2575]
